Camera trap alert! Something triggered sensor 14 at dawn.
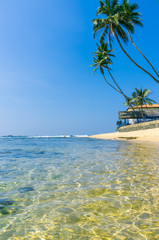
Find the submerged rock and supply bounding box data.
[0,199,14,206]
[18,187,35,193]
[0,199,15,215]
[0,208,10,215]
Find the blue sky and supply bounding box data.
[0,0,158,136]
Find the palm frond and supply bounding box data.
[115,25,128,43]
[130,88,156,106]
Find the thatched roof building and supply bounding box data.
[119,104,159,120]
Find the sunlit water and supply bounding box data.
[0,137,159,240]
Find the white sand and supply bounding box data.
[90,128,159,144]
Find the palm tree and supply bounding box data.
[93,0,128,47]
[92,0,159,84]
[91,41,129,100]
[128,88,156,118]
[120,0,159,78]
[132,88,156,106]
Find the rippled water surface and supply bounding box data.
[0,137,159,240]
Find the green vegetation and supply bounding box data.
[92,0,159,84]
[124,87,156,118]
[124,88,156,107]
[91,41,129,101]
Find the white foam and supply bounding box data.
[31,135,88,138]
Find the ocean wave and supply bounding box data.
[31,135,88,138]
[0,135,88,139]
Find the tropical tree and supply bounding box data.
[124,88,156,118]
[120,0,159,78]
[91,41,130,101]
[131,88,156,106]
[92,0,159,84]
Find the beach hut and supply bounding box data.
[118,104,159,126]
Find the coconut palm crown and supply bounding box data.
[92,42,114,74]
[119,0,143,33]
[120,0,159,78]
[91,42,121,92]
[92,0,159,83]
[124,88,156,107]
[131,88,156,106]
[91,42,131,99]
[93,0,131,47]
[93,0,143,46]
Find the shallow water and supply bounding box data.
[0,137,159,239]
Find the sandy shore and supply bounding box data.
[90,128,159,144]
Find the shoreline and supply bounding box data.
[90,128,159,144]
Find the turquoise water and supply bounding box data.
[0,136,159,240]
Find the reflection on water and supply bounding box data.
[0,137,159,239]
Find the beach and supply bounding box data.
[90,127,159,144]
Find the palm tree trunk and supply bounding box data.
[101,71,121,93]
[139,106,144,121]
[107,69,135,111]
[108,69,128,98]
[109,29,112,49]
[114,31,159,84]
[128,30,159,78]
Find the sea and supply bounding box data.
[0,136,159,239]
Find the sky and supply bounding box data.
[0,0,158,136]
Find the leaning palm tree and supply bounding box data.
[92,0,159,84]
[120,0,159,78]
[91,41,129,100]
